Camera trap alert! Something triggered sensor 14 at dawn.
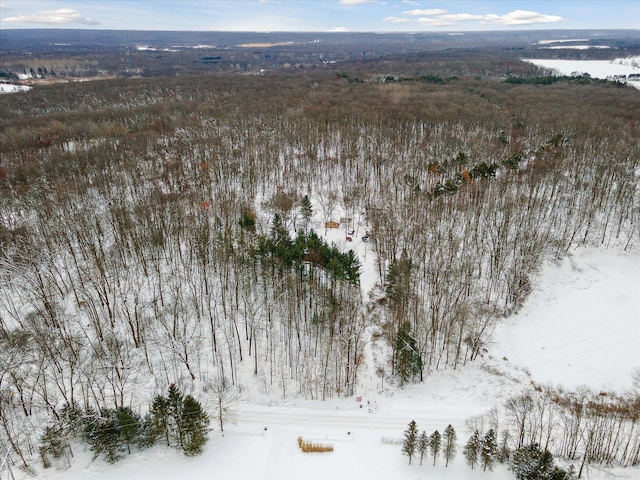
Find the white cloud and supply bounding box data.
[417,17,454,27]
[483,10,564,26]
[402,9,447,16]
[437,13,484,22]
[4,8,99,25]
[436,10,563,26]
[384,16,409,24]
[327,26,349,32]
[391,8,564,28]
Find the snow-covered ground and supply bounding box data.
[523,56,640,90]
[490,246,640,391]
[13,244,639,480]
[0,83,32,94]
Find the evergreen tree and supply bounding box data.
[39,424,70,468]
[301,195,313,232]
[270,213,290,246]
[149,394,170,446]
[180,395,210,456]
[510,443,574,480]
[463,430,481,470]
[430,430,441,466]
[498,430,511,463]
[84,409,123,464]
[402,420,419,465]
[394,322,422,384]
[481,429,498,471]
[145,385,210,456]
[138,412,158,449]
[117,407,141,455]
[60,401,83,437]
[167,383,185,447]
[443,424,457,467]
[238,210,256,231]
[385,253,412,315]
[418,430,429,466]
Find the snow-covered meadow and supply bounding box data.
[0,83,32,94]
[523,56,640,89]
[491,247,639,392]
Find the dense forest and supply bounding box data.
[0,35,639,473]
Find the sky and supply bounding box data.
[0,0,638,32]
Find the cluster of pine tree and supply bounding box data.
[39,384,209,467]
[403,422,575,479]
[462,429,575,479]
[463,429,501,471]
[402,420,456,467]
[256,221,361,284]
[510,444,576,480]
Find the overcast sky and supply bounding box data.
[1,0,638,31]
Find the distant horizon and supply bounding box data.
[2,27,639,34]
[1,1,638,32]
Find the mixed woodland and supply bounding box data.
[0,38,639,473]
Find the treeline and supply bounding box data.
[504,74,611,86]
[0,55,638,471]
[470,386,640,470]
[39,384,208,469]
[402,420,576,479]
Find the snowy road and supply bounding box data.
[237,400,479,433]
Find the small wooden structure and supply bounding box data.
[324,221,340,229]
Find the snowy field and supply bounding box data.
[523,56,640,90]
[14,244,639,480]
[0,83,32,94]
[490,247,640,392]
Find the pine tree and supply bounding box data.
[149,394,170,446]
[138,412,158,449]
[430,430,441,466]
[511,443,546,480]
[498,430,511,463]
[99,410,123,464]
[39,424,70,468]
[443,424,457,467]
[180,395,210,456]
[301,195,313,232]
[510,443,574,480]
[463,430,481,470]
[167,383,185,447]
[402,420,418,465]
[60,401,83,437]
[145,386,210,456]
[394,322,422,384]
[84,409,123,464]
[385,253,412,315]
[270,213,290,246]
[418,430,429,465]
[481,429,498,471]
[117,407,141,455]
